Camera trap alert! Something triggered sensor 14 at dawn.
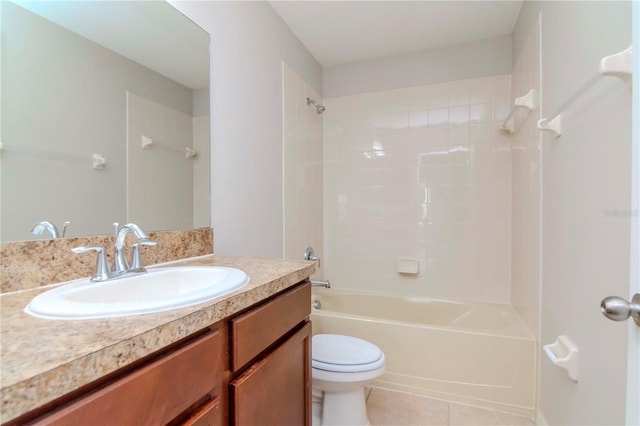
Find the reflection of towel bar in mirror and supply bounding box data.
[140,135,197,159]
[538,46,632,138]
[1,1,211,242]
[0,144,106,171]
[500,89,537,133]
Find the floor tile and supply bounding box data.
[448,403,534,426]
[367,387,449,426]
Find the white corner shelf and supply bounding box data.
[500,89,537,133]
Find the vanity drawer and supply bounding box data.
[33,329,223,426]
[230,282,310,371]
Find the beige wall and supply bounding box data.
[513,2,633,424]
[323,75,513,302]
[170,1,322,257]
[283,64,324,275]
[323,35,512,98]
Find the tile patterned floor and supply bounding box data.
[366,387,535,426]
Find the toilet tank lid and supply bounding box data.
[312,334,383,366]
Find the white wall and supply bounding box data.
[513,2,633,425]
[170,1,322,257]
[323,75,512,303]
[323,35,512,98]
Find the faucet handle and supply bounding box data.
[72,246,111,281]
[130,240,157,272]
[304,247,320,267]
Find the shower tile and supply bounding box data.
[449,106,470,125]
[449,125,470,146]
[367,388,448,426]
[449,403,534,425]
[409,110,429,128]
[492,100,511,122]
[449,86,469,107]
[324,74,512,304]
[426,127,449,146]
[423,146,450,166]
[389,111,409,129]
[428,108,449,127]
[428,88,450,109]
[448,145,470,165]
[468,79,493,105]
[470,103,491,124]
[469,124,492,145]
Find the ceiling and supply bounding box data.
[269,1,523,68]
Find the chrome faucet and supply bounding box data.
[31,221,59,238]
[30,220,70,239]
[310,279,331,288]
[72,222,156,282]
[113,223,156,275]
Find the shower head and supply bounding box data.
[306,97,326,114]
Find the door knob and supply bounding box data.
[601,294,640,326]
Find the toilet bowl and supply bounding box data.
[312,334,386,426]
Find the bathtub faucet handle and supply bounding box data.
[304,246,320,266]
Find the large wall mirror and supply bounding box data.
[0,1,210,242]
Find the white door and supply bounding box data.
[626,4,639,423]
[627,6,639,420]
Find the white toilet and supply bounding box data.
[312,334,386,426]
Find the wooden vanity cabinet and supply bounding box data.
[29,327,226,426]
[13,281,311,426]
[230,322,311,426]
[229,282,311,426]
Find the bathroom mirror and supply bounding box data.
[0,1,210,242]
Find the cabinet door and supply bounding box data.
[230,322,311,426]
[231,283,310,372]
[32,330,223,426]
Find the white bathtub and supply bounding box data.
[310,289,535,416]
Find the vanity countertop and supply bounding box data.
[0,255,315,423]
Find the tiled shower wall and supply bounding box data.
[323,75,512,303]
[510,19,541,337]
[283,64,324,277]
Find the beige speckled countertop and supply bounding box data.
[0,255,315,423]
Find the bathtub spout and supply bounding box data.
[310,279,331,288]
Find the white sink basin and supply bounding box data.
[24,266,249,320]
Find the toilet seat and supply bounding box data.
[312,334,385,372]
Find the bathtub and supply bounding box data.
[310,289,535,416]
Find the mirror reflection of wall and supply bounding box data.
[0,1,210,242]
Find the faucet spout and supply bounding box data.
[30,221,59,239]
[115,223,149,249]
[310,279,331,288]
[114,223,150,274]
